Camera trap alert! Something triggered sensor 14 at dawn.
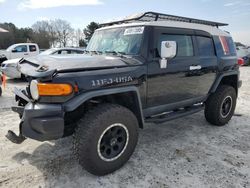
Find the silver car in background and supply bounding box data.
[0,48,85,79]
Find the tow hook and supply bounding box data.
[6,130,26,144]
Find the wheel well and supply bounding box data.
[90,92,144,129]
[219,75,238,95]
[64,91,144,136]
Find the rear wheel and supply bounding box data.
[0,86,2,96]
[73,104,139,175]
[205,85,237,126]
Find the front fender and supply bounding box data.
[63,86,144,128]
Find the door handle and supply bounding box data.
[24,53,28,55]
[190,65,201,70]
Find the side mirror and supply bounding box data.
[159,41,177,68]
[12,49,17,53]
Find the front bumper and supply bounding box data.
[13,102,65,141]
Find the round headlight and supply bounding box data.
[30,80,39,100]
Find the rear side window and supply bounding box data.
[29,45,37,52]
[196,36,215,56]
[214,36,236,57]
[158,34,193,57]
[225,37,237,56]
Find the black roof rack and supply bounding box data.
[100,12,228,28]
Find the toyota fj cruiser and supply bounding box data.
[6,12,241,176]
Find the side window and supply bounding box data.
[29,45,37,52]
[158,34,193,57]
[55,50,70,55]
[214,36,237,57]
[225,37,237,56]
[70,50,77,54]
[14,45,27,53]
[53,50,60,55]
[61,50,70,54]
[71,50,83,54]
[196,36,215,56]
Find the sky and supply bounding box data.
[0,0,250,45]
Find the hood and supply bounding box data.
[2,58,21,65]
[19,54,142,78]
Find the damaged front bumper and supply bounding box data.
[6,88,65,143]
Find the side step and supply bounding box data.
[145,105,204,124]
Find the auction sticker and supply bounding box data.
[124,27,144,35]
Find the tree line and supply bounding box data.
[0,20,100,49]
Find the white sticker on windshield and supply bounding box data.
[124,27,144,35]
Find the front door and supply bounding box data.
[11,45,28,59]
[146,27,215,113]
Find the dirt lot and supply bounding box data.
[0,67,250,188]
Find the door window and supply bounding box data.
[53,50,70,55]
[14,45,27,52]
[158,34,193,57]
[60,50,69,55]
[29,45,37,52]
[71,50,84,54]
[196,36,215,56]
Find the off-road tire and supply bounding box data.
[73,104,139,176]
[205,85,236,126]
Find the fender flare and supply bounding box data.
[63,86,144,128]
[210,71,239,93]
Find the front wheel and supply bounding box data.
[73,104,139,176]
[205,85,237,126]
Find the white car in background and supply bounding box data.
[0,43,39,65]
[0,47,85,79]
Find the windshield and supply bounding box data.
[40,48,57,55]
[86,26,144,55]
[6,44,16,51]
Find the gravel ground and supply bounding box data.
[0,67,250,188]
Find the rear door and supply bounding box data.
[28,44,39,56]
[193,34,218,96]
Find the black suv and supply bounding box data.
[7,12,241,176]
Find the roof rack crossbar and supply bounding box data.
[100,12,228,28]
